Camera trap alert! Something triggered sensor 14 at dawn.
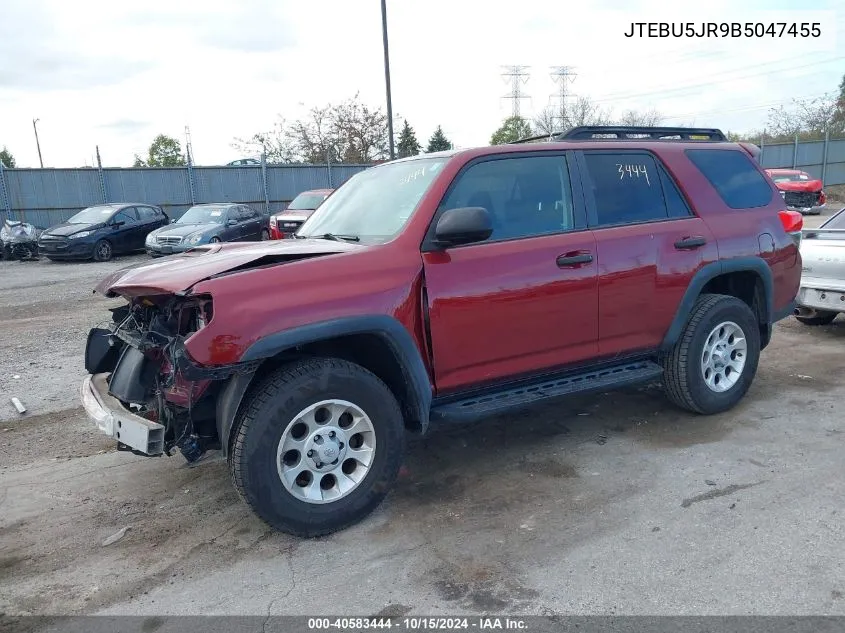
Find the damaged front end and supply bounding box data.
[83,294,257,463]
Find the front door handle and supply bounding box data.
[674,236,707,250]
[557,253,593,268]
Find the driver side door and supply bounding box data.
[421,152,599,393]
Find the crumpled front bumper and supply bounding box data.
[81,373,165,455]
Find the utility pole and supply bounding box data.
[501,66,530,118]
[32,118,44,168]
[550,66,577,131]
[381,0,395,160]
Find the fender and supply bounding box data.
[660,257,773,352]
[216,315,434,456]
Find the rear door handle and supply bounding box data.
[674,236,707,250]
[557,253,593,268]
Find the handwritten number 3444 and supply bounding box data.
[617,163,651,186]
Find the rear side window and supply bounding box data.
[583,152,670,226]
[686,149,772,209]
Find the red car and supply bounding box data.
[269,189,333,239]
[82,126,801,537]
[764,168,827,215]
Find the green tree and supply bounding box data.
[426,126,452,152]
[134,134,186,167]
[396,120,421,158]
[0,146,15,168]
[490,116,533,145]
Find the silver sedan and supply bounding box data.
[795,206,845,326]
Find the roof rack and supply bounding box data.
[510,126,727,144]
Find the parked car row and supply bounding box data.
[34,192,328,262]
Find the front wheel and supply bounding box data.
[229,358,406,537]
[209,236,221,244]
[661,294,761,415]
[795,310,838,326]
[92,239,113,262]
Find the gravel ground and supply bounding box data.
[0,218,843,620]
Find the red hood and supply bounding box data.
[95,239,362,298]
[772,179,823,192]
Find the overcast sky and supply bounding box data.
[1,0,843,168]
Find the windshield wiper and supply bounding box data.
[304,233,360,242]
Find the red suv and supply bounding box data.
[81,127,801,537]
[269,189,333,239]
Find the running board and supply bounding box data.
[430,360,664,424]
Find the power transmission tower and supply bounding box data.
[550,66,577,130]
[501,65,531,118]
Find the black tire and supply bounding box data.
[229,357,406,537]
[260,229,269,241]
[209,236,221,244]
[795,310,838,326]
[661,293,761,415]
[92,239,113,262]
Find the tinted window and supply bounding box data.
[660,167,692,218]
[113,208,139,224]
[136,206,157,220]
[583,153,668,225]
[440,155,575,241]
[822,208,845,230]
[241,206,257,219]
[686,149,772,209]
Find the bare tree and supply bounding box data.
[615,108,663,127]
[534,97,614,135]
[533,107,558,135]
[766,93,843,141]
[233,94,389,165]
[232,117,296,164]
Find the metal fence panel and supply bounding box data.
[760,138,845,186]
[4,163,372,226]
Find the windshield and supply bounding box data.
[66,206,118,224]
[298,158,447,243]
[287,193,328,211]
[822,208,845,230]
[177,206,229,224]
[770,172,811,182]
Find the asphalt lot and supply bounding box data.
[1,213,843,618]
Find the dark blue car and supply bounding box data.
[38,203,169,262]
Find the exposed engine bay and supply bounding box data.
[85,295,253,463]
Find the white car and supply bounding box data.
[795,206,845,325]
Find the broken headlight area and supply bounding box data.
[86,294,229,463]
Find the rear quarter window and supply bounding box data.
[686,149,773,209]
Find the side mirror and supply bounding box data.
[170,218,177,224]
[227,219,238,227]
[433,207,493,248]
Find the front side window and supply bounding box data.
[687,149,772,209]
[299,158,447,243]
[439,154,575,242]
[582,152,670,226]
[113,208,138,225]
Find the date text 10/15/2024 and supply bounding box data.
[307,617,528,630]
[624,22,821,38]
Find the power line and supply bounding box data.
[501,65,530,118]
[550,66,577,129]
[663,92,832,121]
[589,55,845,104]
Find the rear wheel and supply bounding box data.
[229,358,406,537]
[795,310,838,326]
[661,294,760,414]
[260,229,269,241]
[92,239,113,262]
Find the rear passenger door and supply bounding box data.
[239,205,262,240]
[576,150,718,356]
[422,152,599,393]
